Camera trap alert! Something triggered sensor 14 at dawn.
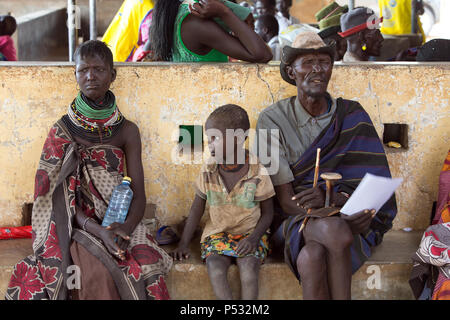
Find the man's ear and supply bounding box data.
[286,65,296,80]
[358,31,366,45]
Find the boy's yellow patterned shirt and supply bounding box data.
[195,153,276,242]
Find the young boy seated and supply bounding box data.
[0,14,17,61]
[171,104,275,300]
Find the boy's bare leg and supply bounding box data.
[206,254,233,300]
[236,256,261,299]
[302,216,354,300]
[296,240,330,299]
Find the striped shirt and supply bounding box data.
[255,95,336,186]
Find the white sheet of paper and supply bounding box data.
[340,173,403,216]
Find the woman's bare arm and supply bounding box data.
[171,194,206,260]
[182,0,272,62]
[121,120,146,236]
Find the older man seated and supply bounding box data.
[254,32,397,299]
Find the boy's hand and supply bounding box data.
[171,245,191,261]
[236,235,259,256]
[340,209,376,234]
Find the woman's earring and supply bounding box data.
[76,83,80,91]
[362,43,367,51]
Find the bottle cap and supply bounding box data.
[123,176,132,183]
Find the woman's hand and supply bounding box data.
[108,222,132,253]
[236,235,259,256]
[189,0,230,19]
[291,186,326,211]
[170,245,191,261]
[99,223,130,260]
[340,209,376,235]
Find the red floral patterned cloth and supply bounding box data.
[5,119,172,300]
[410,150,450,300]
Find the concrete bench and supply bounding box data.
[0,230,422,300]
[0,62,446,300]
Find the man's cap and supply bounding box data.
[315,1,348,28]
[280,31,335,86]
[319,13,344,30]
[315,2,348,41]
[318,25,341,40]
[416,39,450,62]
[339,7,382,38]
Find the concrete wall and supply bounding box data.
[77,0,127,39]
[1,0,125,37]
[16,8,68,61]
[291,0,332,24]
[0,62,448,232]
[0,1,66,18]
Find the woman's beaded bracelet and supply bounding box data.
[82,217,94,231]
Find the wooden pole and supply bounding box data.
[298,148,321,233]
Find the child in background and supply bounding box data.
[171,104,275,300]
[254,14,280,60]
[0,14,17,61]
[255,0,276,17]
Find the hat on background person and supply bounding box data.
[315,1,348,39]
[416,38,450,62]
[280,31,335,86]
[338,7,383,38]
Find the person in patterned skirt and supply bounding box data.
[6,40,172,300]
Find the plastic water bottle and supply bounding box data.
[101,176,133,227]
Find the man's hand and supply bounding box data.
[100,223,130,260]
[291,186,325,211]
[170,245,191,261]
[189,0,230,19]
[236,235,259,256]
[340,209,376,235]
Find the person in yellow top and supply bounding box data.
[102,0,154,62]
[378,0,425,43]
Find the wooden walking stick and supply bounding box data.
[298,148,321,233]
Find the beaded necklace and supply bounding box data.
[75,91,116,119]
[63,91,125,143]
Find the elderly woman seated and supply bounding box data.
[5,40,172,300]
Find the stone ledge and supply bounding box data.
[0,230,423,300]
[165,230,422,300]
